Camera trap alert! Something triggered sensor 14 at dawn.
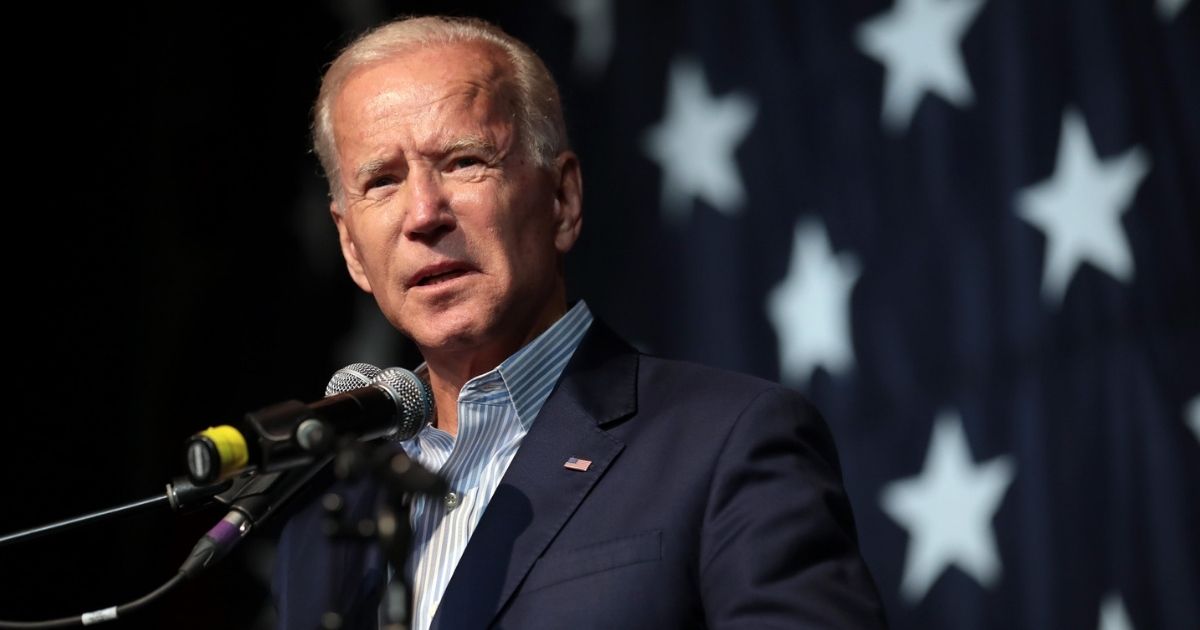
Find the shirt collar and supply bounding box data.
[411,300,594,430]
[493,300,592,428]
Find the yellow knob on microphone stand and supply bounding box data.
[185,425,250,484]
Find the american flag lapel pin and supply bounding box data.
[563,456,592,472]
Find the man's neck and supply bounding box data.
[418,300,569,437]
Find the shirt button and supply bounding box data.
[444,491,461,511]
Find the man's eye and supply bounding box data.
[451,156,484,170]
[366,176,397,189]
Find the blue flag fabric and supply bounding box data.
[477,1,1199,628]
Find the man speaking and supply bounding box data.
[273,14,888,630]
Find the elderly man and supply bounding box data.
[273,14,888,630]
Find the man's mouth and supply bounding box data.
[410,262,475,287]
[416,269,469,286]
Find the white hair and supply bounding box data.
[312,15,569,206]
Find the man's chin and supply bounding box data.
[410,324,489,356]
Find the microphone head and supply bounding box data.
[325,362,383,397]
[371,366,433,441]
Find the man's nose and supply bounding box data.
[401,171,456,240]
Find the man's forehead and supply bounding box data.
[383,40,511,89]
[338,43,514,115]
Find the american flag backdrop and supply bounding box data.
[2,2,1196,629]
[517,2,1200,628]
[508,2,1200,624]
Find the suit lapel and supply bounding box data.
[431,320,638,629]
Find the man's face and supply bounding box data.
[329,42,581,364]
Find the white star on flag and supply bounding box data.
[1157,0,1191,20]
[557,0,614,79]
[1187,396,1200,443]
[881,409,1016,603]
[642,57,757,224]
[767,218,860,386]
[856,0,986,133]
[1098,594,1135,630]
[1015,108,1150,306]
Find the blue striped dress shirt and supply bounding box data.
[397,300,593,630]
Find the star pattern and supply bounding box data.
[1157,0,1191,20]
[642,57,757,223]
[1015,108,1150,306]
[557,0,615,79]
[1098,594,1135,630]
[767,218,860,386]
[880,409,1016,603]
[856,0,986,133]
[1187,396,1200,443]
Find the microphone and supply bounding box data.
[324,361,382,396]
[184,363,433,485]
[178,363,406,578]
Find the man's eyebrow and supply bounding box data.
[354,159,390,181]
[351,137,500,181]
[442,136,499,155]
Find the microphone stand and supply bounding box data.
[0,476,232,548]
[320,438,447,630]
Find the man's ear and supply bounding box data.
[551,151,583,254]
[332,202,374,294]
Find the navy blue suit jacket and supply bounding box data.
[273,320,888,629]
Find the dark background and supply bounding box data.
[3,2,1197,629]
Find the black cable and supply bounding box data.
[1,477,232,550]
[0,572,186,628]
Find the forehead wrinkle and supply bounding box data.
[338,47,520,183]
[416,88,517,159]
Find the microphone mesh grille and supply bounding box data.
[372,367,433,441]
[324,362,382,397]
